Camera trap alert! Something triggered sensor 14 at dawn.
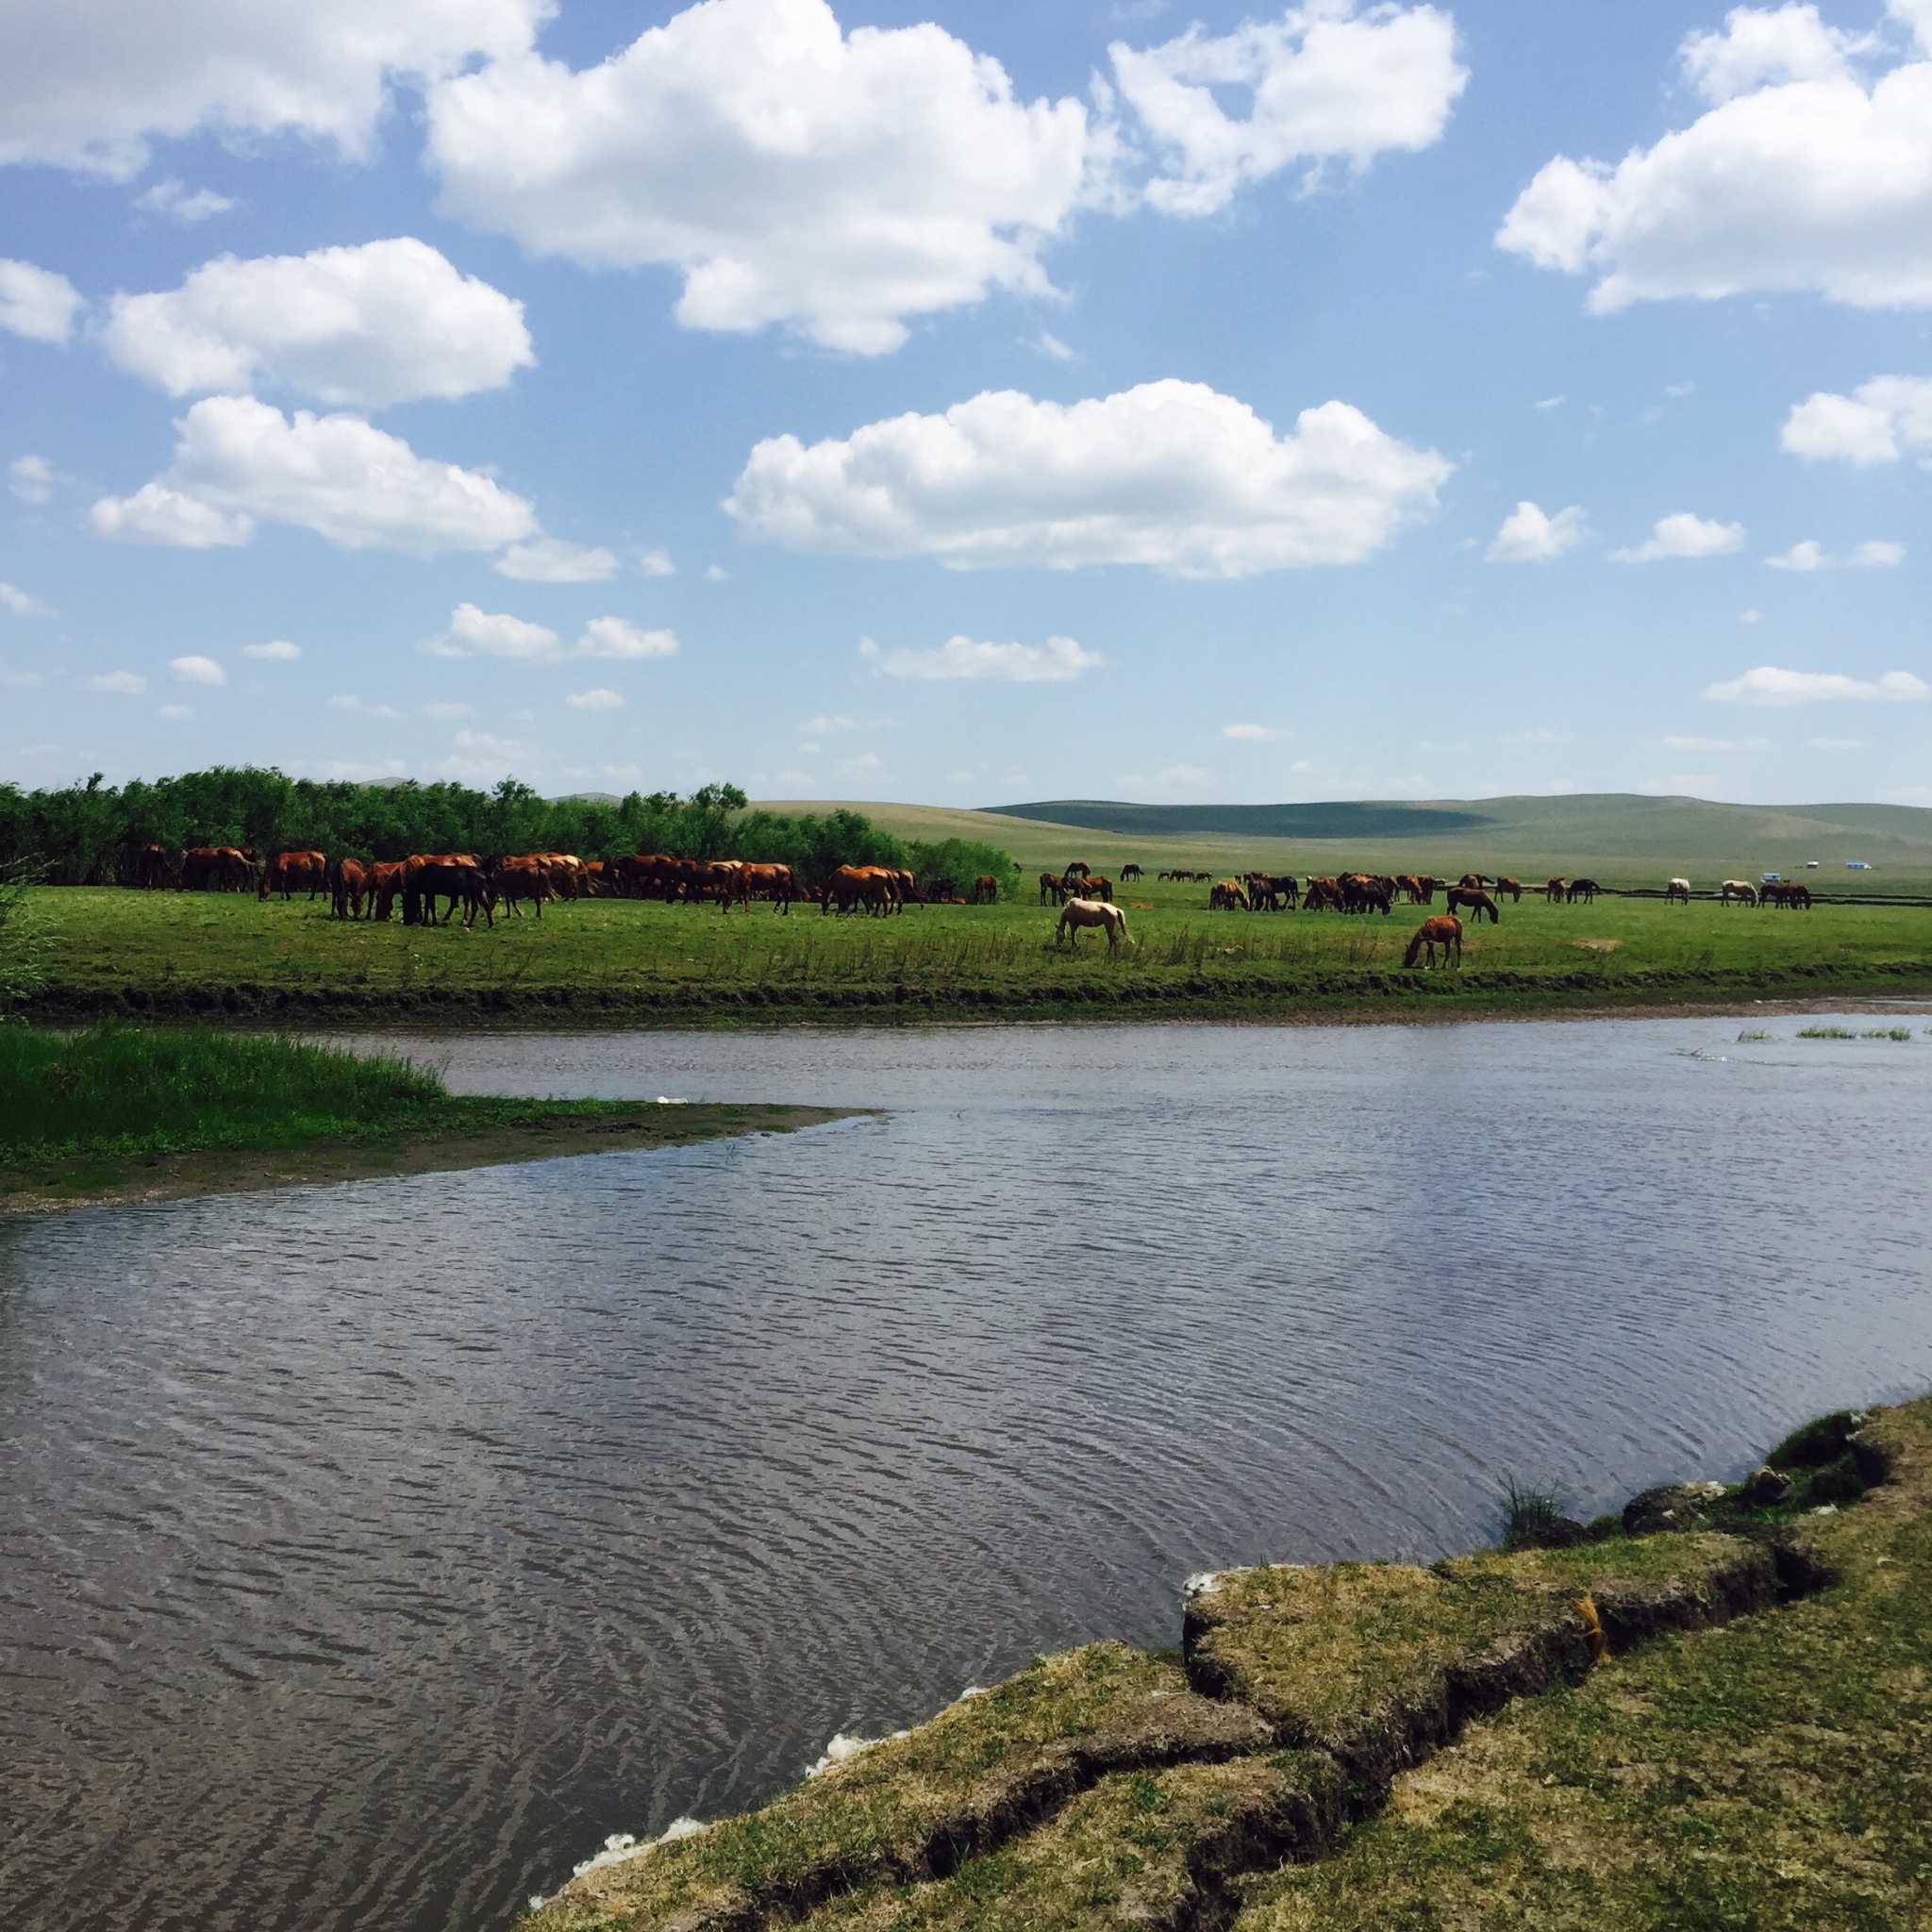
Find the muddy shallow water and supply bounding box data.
[4,1013,1929,1932]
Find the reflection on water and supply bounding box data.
[3,1015,1930,1932]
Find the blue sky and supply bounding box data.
[1,0,1927,807]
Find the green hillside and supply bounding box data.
[754,793,1932,890]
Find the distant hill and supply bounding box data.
[987,800,1493,839]
[753,792,1932,884]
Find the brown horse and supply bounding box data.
[971,874,1000,904]
[1039,872,1066,906]
[1445,886,1499,924]
[1403,914,1463,968]
[1208,878,1249,910]
[328,856,370,919]
[1546,875,1567,902]
[1493,876,1523,903]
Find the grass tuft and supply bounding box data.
[1499,1477,1564,1553]
[1796,1024,1857,1038]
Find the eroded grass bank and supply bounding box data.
[522,1397,1932,1932]
[17,886,1932,1026]
[0,1025,856,1211]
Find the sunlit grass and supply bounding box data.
[21,884,1932,1014]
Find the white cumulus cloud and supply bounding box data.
[1705,663,1931,703]
[101,238,532,407]
[1497,4,1932,311]
[728,378,1450,576]
[859,634,1102,681]
[0,258,83,342]
[566,687,625,709]
[0,582,50,617]
[242,639,301,659]
[425,605,679,661]
[90,395,538,554]
[1111,2,1466,217]
[425,0,1093,355]
[132,178,235,223]
[1780,374,1932,462]
[1223,722,1287,740]
[90,670,147,694]
[0,0,546,178]
[495,537,619,582]
[89,481,254,547]
[1767,537,1905,568]
[9,455,58,502]
[1609,512,1745,562]
[577,616,679,659]
[169,653,225,684]
[1486,499,1590,562]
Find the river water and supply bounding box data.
[4,1013,1930,1932]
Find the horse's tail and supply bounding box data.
[1404,930,1425,968]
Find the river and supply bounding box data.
[3,1012,1929,1932]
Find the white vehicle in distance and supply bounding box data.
[1807,860,1820,868]
[1846,860,1874,870]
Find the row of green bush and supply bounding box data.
[0,769,1018,894]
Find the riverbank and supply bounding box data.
[18,885,1932,1028]
[524,1394,1931,1932]
[0,1024,858,1212]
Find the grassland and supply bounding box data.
[525,1396,1932,1932]
[0,1024,852,1211]
[17,872,1932,1026]
[760,791,1932,891]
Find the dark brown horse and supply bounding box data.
[1445,886,1499,924]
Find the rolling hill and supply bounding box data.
[752,792,1932,886]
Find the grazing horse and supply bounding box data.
[260,849,328,901]
[1081,874,1114,903]
[1666,876,1691,905]
[1208,878,1249,910]
[1341,875,1391,915]
[1720,879,1757,907]
[328,857,370,919]
[1566,877,1602,904]
[1301,877,1343,912]
[1403,914,1463,968]
[1039,872,1067,906]
[971,874,1000,905]
[1121,863,1143,881]
[1457,873,1489,891]
[1546,875,1566,902]
[1057,897,1132,951]
[1446,886,1499,924]
[1493,876,1523,903]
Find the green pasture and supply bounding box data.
[764,791,1932,891]
[18,876,1932,1022]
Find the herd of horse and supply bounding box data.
[131,841,1008,925]
[126,841,1821,965]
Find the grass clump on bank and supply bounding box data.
[0,1022,444,1159]
[0,1023,856,1211]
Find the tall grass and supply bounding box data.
[0,1024,446,1158]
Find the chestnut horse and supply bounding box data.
[1493,876,1523,902]
[1403,914,1463,968]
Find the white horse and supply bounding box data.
[1057,897,1133,951]
[1720,879,1757,906]
[1666,876,1691,904]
